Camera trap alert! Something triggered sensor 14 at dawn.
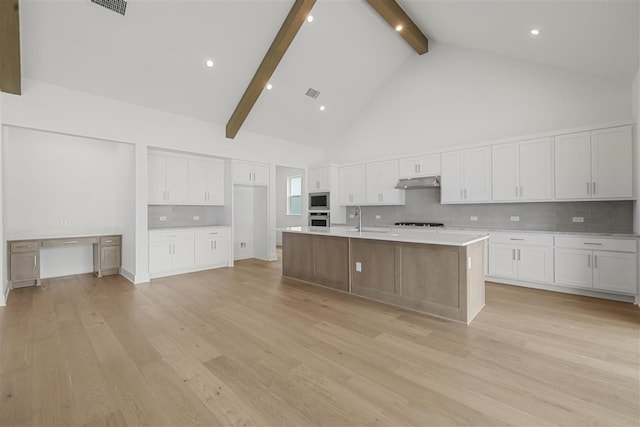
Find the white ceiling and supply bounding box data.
[19,0,639,147]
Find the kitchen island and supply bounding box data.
[282,227,488,324]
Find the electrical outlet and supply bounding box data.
[510,216,520,222]
[159,216,167,221]
[193,215,200,221]
[572,217,584,223]
[470,216,478,221]
[68,220,74,227]
[240,242,246,248]
[349,214,355,219]
[375,215,381,219]
[355,262,362,272]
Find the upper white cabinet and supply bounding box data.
[188,158,225,205]
[492,138,552,202]
[148,153,189,204]
[339,164,366,206]
[441,147,491,203]
[308,167,330,192]
[365,160,405,205]
[555,126,632,200]
[233,161,269,186]
[398,154,441,179]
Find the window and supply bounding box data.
[287,175,302,215]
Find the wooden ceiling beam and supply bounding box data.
[365,0,429,55]
[226,0,316,139]
[0,0,21,95]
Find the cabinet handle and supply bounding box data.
[33,256,37,267]
[512,249,516,260]
[592,182,596,195]
[464,188,467,199]
[460,189,463,199]
[517,249,521,261]
[515,186,518,197]
[594,255,598,268]
[583,242,602,246]
[214,241,217,250]
[253,172,256,182]
[64,241,78,244]
[520,185,523,197]
[418,164,421,174]
[586,182,591,195]
[510,238,524,241]
[211,241,213,250]
[587,255,591,268]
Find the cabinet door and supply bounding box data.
[308,167,329,191]
[101,246,121,270]
[148,153,167,203]
[149,242,172,274]
[519,138,552,201]
[488,244,517,279]
[554,132,591,199]
[165,157,189,203]
[492,143,519,201]
[233,162,253,185]
[339,165,365,205]
[441,152,463,203]
[194,238,215,267]
[378,161,403,204]
[462,147,491,202]
[417,154,441,176]
[591,126,632,198]
[205,159,225,205]
[398,158,419,178]
[517,246,553,283]
[212,238,231,266]
[554,248,592,288]
[172,239,195,271]
[365,162,383,204]
[10,252,38,281]
[251,164,270,186]
[593,251,637,294]
[188,159,208,204]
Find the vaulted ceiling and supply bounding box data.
[18,0,639,147]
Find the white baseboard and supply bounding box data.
[0,287,8,307]
[120,268,135,284]
[149,263,230,280]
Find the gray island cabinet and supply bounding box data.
[282,228,487,324]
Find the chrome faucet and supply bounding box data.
[354,206,362,231]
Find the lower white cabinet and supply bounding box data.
[488,233,553,283]
[149,227,231,278]
[554,236,637,295]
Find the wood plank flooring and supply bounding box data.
[0,256,638,426]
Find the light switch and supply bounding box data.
[193,216,200,221]
[159,216,167,221]
[510,216,520,222]
[355,262,362,272]
[375,215,381,219]
[470,216,478,221]
[572,217,584,223]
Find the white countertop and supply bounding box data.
[148,225,231,233]
[282,226,488,247]
[7,228,123,241]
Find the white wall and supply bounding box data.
[0,93,5,304]
[3,127,135,278]
[633,70,639,234]
[233,185,268,260]
[328,42,633,164]
[276,166,305,245]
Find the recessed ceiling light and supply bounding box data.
[205,59,214,68]
[307,15,314,23]
[320,105,326,111]
[266,83,273,90]
[530,28,540,36]
[395,24,403,32]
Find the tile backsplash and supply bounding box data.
[345,189,634,233]
[148,205,227,229]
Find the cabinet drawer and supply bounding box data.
[100,236,121,246]
[149,230,194,242]
[10,240,41,253]
[42,237,98,247]
[195,228,231,239]
[489,233,553,246]
[555,236,637,253]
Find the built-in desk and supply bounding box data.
[7,234,122,288]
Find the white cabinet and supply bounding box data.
[554,236,637,294]
[148,230,195,275]
[339,164,366,206]
[148,154,189,204]
[398,154,441,178]
[188,158,225,205]
[365,160,405,205]
[555,126,632,200]
[441,147,491,203]
[308,167,330,192]
[194,228,231,268]
[233,162,269,186]
[488,233,553,283]
[492,138,552,202]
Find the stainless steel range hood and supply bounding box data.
[395,176,440,189]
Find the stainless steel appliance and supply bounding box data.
[309,192,330,210]
[395,176,440,189]
[394,222,444,227]
[309,212,330,227]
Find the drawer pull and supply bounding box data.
[64,241,78,244]
[209,232,219,235]
[510,238,524,241]
[105,240,113,243]
[583,242,602,246]
[166,235,178,238]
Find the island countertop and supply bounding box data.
[281,226,488,247]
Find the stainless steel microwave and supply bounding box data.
[309,192,330,210]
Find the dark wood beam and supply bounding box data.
[365,0,428,55]
[0,0,21,95]
[226,0,316,139]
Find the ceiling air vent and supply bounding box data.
[91,0,127,16]
[305,88,320,99]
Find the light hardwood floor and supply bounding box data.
[0,256,638,426]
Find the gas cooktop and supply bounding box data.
[394,222,444,227]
